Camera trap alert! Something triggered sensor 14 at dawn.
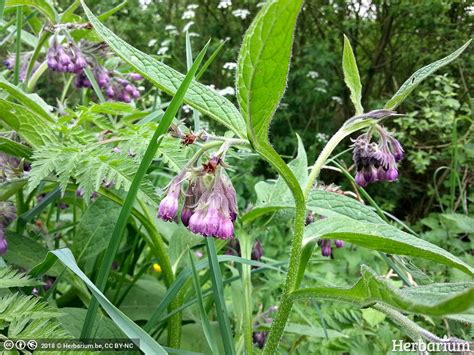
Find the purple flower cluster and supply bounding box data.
[46,38,142,103]
[3,53,39,82]
[0,201,16,255]
[318,239,344,257]
[351,126,404,187]
[158,158,238,240]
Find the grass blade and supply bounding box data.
[80,40,210,340]
[188,250,219,354]
[205,238,235,355]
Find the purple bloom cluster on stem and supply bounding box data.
[318,239,344,257]
[158,157,238,240]
[3,52,39,82]
[45,37,142,103]
[351,125,404,187]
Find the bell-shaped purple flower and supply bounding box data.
[129,72,143,81]
[318,239,344,257]
[158,183,181,222]
[251,240,264,261]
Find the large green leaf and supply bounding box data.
[342,34,363,115]
[384,40,471,110]
[5,0,58,22]
[237,0,303,144]
[292,265,474,316]
[32,248,167,355]
[72,198,121,263]
[304,216,474,275]
[80,1,246,138]
[0,99,58,148]
[0,75,55,122]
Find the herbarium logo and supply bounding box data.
[392,337,471,353]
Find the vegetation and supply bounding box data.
[0,0,472,353]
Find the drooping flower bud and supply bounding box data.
[158,174,185,221]
[129,73,143,81]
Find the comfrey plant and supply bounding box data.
[0,1,472,354]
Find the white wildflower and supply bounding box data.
[223,62,237,70]
[232,9,250,19]
[306,71,319,79]
[218,87,235,96]
[218,0,231,9]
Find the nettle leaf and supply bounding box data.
[81,1,246,138]
[237,0,303,145]
[0,99,58,148]
[5,0,58,22]
[292,265,474,317]
[304,216,474,275]
[342,35,363,115]
[384,40,471,110]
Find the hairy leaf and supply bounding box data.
[73,198,121,263]
[5,0,58,22]
[342,34,363,114]
[237,0,303,144]
[304,216,474,275]
[81,1,246,138]
[0,99,58,148]
[385,40,471,110]
[0,75,55,122]
[292,265,474,316]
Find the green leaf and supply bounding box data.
[258,323,345,339]
[58,307,124,338]
[440,213,474,234]
[32,248,167,354]
[0,75,55,122]
[242,134,307,222]
[80,0,246,138]
[0,178,27,201]
[384,40,471,110]
[304,216,474,275]
[72,198,121,263]
[342,34,363,115]
[111,278,167,322]
[292,265,474,316]
[4,233,62,276]
[0,292,63,321]
[5,0,57,22]
[361,308,386,327]
[0,266,41,288]
[237,0,303,145]
[0,136,32,158]
[0,99,58,148]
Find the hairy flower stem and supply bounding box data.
[263,200,306,354]
[304,127,353,199]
